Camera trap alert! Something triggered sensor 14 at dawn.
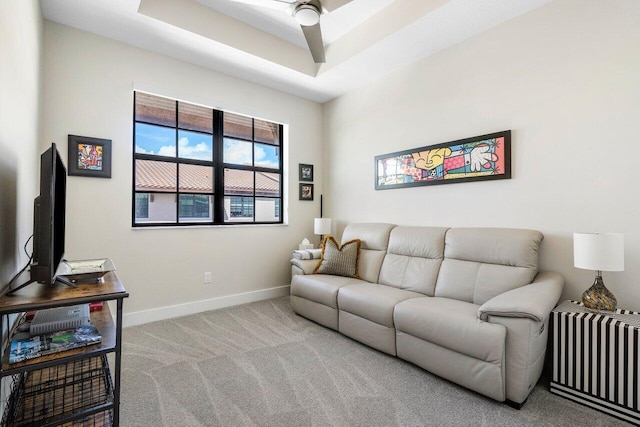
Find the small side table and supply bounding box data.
[550,300,640,424]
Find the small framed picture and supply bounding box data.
[299,163,313,182]
[68,135,112,178]
[299,183,314,201]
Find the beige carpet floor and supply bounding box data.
[119,297,630,426]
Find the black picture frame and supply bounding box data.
[68,135,112,178]
[299,163,313,182]
[375,130,511,190]
[299,183,314,201]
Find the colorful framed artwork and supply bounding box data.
[375,130,511,190]
[299,163,314,182]
[299,183,314,201]
[68,135,112,178]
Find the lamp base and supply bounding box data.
[582,275,617,312]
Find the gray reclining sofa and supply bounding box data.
[290,223,564,406]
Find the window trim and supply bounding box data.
[132,91,284,227]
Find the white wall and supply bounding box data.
[0,1,43,287]
[41,22,323,322]
[323,0,640,310]
[0,1,42,291]
[0,0,43,414]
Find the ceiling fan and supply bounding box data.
[228,0,354,63]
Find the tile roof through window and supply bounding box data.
[135,160,279,196]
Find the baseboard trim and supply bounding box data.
[123,285,290,327]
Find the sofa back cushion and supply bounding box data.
[378,226,449,295]
[342,223,396,283]
[434,228,543,304]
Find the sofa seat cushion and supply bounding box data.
[338,283,422,328]
[394,297,506,363]
[291,274,365,309]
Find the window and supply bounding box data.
[135,193,149,220]
[179,194,211,219]
[229,196,253,220]
[133,92,283,226]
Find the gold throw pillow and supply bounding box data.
[313,235,361,278]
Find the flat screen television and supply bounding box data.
[31,142,67,285]
[8,143,69,294]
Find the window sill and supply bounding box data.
[131,222,288,230]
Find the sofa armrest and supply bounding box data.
[477,271,564,322]
[478,271,564,403]
[290,258,319,275]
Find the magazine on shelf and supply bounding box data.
[9,325,102,364]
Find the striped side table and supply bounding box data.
[550,300,640,424]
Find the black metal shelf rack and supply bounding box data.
[0,273,128,427]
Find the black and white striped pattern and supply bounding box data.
[551,300,640,424]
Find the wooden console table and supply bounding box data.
[0,272,128,426]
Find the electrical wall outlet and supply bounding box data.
[204,272,212,284]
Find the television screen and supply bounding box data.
[30,143,67,285]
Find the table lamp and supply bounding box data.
[573,232,624,311]
[314,218,332,244]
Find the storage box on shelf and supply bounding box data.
[3,356,113,427]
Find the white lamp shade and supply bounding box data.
[573,232,624,271]
[314,218,332,235]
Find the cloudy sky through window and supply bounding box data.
[224,138,278,168]
[136,124,278,168]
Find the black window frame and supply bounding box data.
[132,91,284,227]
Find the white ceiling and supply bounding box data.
[40,0,553,103]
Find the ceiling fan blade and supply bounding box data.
[227,0,294,11]
[320,0,354,12]
[301,23,326,63]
